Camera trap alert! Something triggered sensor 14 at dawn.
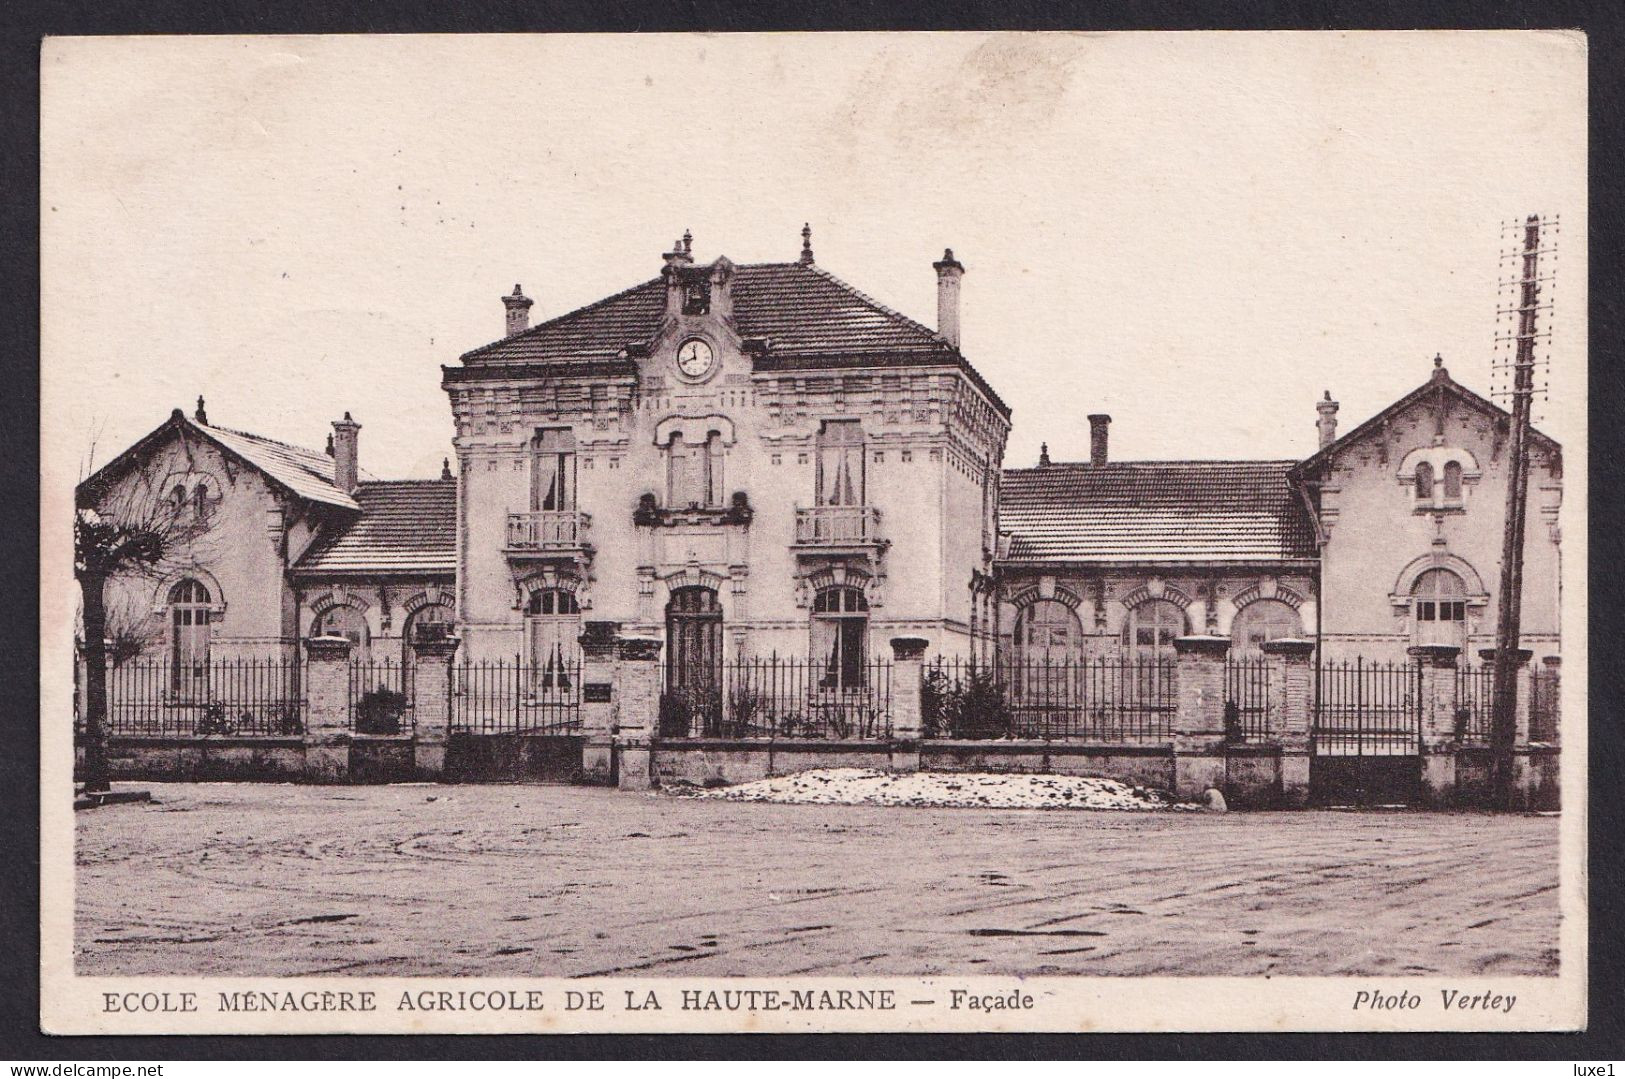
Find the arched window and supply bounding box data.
[192,482,209,520]
[1413,568,1467,647]
[312,605,370,665]
[1123,599,1186,658]
[1414,461,1435,501]
[526,589,580,692]
[666,586,722,691]
[402,602,453,662]
[812,586,869,689]
[1443,460,1463,501]
[1231,599,1303,656]
[1015,600,1082,667]
[169,579,212,696]
[170,483,187,514]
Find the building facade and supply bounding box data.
[442,231,1009,692]
[77,229,1562,687]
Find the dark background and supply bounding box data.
[2,0,1620,1061]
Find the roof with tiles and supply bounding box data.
[461,262,950,364]
[999,460,1318,566]
[295,479,457,576]
[200,421,372,511]
[452,258,1009,415]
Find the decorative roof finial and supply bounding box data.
[194,395,208,425]
[325,433,335,456]
[1431,352,1450,382]
[1039,442,1051,466]
[441,457,453,481]
[800,222,814,265]
[1434,353,1443,368]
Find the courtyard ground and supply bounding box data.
[75,782,1560,978]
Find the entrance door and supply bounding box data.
[663,587,722,736]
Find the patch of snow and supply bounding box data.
[664,768,1195,811]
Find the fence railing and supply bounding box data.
[451,658,582,735]
[104,658,305,737]
[1313,658,1421,756]
[658,656,894,740]
[923,657,1176,742]
[1224,658,1274,743]
[1530,666,1560,743]
[349,659,414,735]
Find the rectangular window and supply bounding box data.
[531,428,576,512]
[1417,601,1436,622]
[816,420,865,506]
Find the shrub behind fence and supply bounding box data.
[104,658,305,737]
[658,656,893,740]
[923,657,1176,742]
[349,659,414,735]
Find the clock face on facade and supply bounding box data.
[676,338,715,380]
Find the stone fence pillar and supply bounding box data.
[1409,643,1460,807]
[578,621,621,786]
[409,634,459,780]
[1408,644,1461,745]
[888,637,929,774]
[1172,635,1230,799]
[302,635,352,782]
[1261,638,1315,807]
[613,636,662,791]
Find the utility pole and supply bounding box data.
[1489,215,1543,809]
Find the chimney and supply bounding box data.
[1088,414,1111,466]
[194,395,209,426]
[1038,442,1051,467]
[502,284,533,337]
[799,222,815,265]
[332,412,361,494]
[933,248,965,348]
[1316,391,1339,448]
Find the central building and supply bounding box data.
[443,229,1011,694]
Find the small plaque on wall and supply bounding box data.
[583,683,613,703]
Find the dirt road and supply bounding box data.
[75,783,1560,977]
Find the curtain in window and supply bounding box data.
[527,590,580,694]
[531,429,575,511]
[817,421,864,507]
[812,587,868,689]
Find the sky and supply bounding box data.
[42,32,1586,481]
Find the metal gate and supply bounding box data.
[1310,658,1423,806]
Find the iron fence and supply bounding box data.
[349,659,414,735]
[1530,665,1560,743]
[1312,658,1421,756]
[658,656,894,740]
[922,657,1176,742]
[103,658,305,737]
[1452,664,1496,744]
[451,658,582,735]
[1224,658,1274,743]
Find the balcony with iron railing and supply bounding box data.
[792,505,885,553]
[505,510,591,557]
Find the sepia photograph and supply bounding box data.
[40,30,1587,1033]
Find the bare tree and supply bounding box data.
[76,453,214,792]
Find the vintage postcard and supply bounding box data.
[40,31,1588,1034]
